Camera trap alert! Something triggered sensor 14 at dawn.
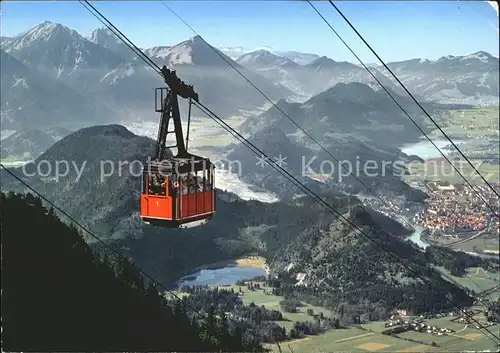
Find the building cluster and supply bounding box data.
[384,313,455,336]
[413,182,500,235]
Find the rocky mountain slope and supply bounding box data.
[2,22,291,120]
[0,49,115,130]
[0,127,72,161]
[240,82,458,148]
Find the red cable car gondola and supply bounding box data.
[140,66,215,229]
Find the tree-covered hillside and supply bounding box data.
[263,205,475,321]
[0,124,342,284]
[1,191,261,352]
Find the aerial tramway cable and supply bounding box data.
[76,0,500,343]
[317,0,500,201]
[306,1,499,219]
[156,0,499,301]
[157,0,500,218]
[156,0,500,320]
[9,0,496,344]
[154,3,500,302]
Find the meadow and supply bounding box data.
[404,161,499,185]
[436,267,500,301]
[210,283,500,352]
[404,107,500,186]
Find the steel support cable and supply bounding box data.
[306,0,500,218]
[72,1,499,343]
[79,0,162,75]
[156,0,499,306]
[156,0,499,319]
[306,0,500,308]
[192,100,500,345]
[81,0,500,341]
[324,0,500,200]
[0,164,213,328]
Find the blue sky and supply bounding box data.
[1,1,498,62]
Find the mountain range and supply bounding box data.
[240,81,470,147]
[2,20,498,133]
[233,49,499,104]
[1,22,291,130]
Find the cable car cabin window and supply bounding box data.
[208,168,214,191]
[178,172,207,194]
[148,174,167,196]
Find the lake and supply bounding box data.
[176,266,266,288]
[401,138,465,159]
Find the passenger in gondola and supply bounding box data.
[150,175,160,194]
[197,176,204,192]
[187,173,196,193]
[202,176,208,191]
[159,178,166,195]
[181,175,189,194]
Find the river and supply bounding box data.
[123,120,279,204]
[176,266,267,288]
[406,227,430,249]
[405,227,498,260]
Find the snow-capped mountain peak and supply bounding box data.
[462,51,495,63]
[145,35,237,67]
[6,21,82,50]
[436,51,497,63]
[2,21,125,77]
[236,49,296,69]
[87,27,120,48]
[185,35,206,46]
[87,27,114,43]
[274,50,320,65]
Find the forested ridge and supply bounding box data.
[1,191,262,351]
[0,125,344,285]
[261,205,477,322]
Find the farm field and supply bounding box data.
[212,283,499,352]
[404,107,500,186]
[436,108,500,140]
[270,328,429,352]
[188,115,248,150]
[430,234,499,254]
[449,236,500,254]
[436,267,500,301]
[223,284,333,332]
[404,161,500,185]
